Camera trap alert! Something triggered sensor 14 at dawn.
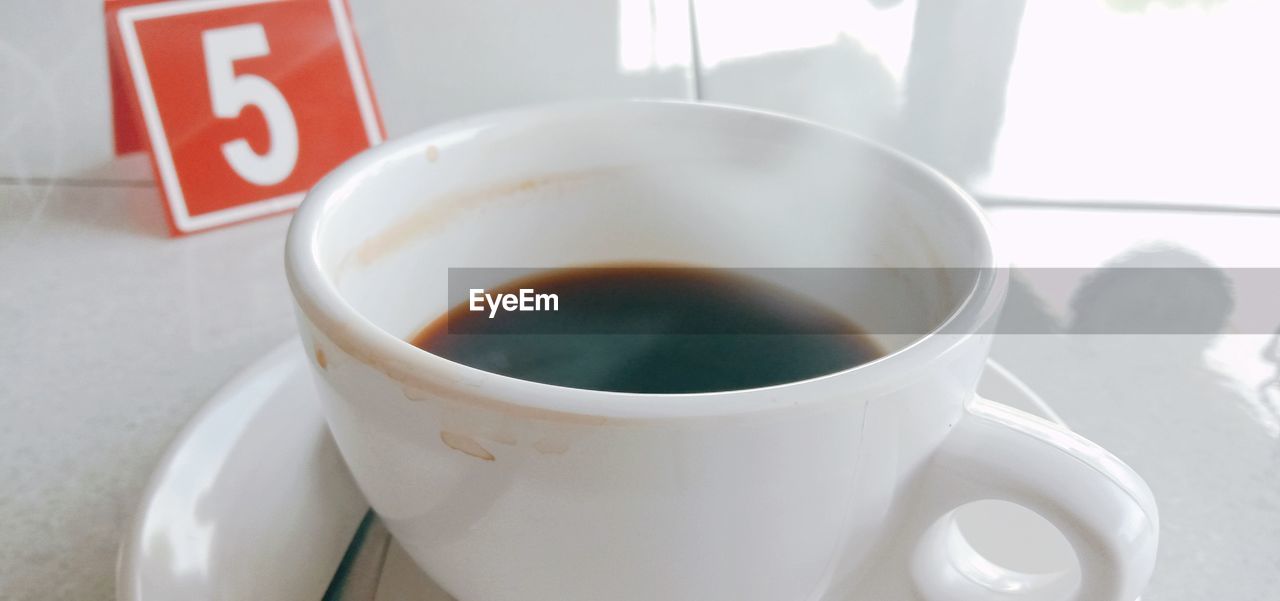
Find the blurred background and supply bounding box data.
[2,1,1279,600]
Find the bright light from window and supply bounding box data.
[981,0,1280,206]
[617,0,694,72]
[692,0,917,79]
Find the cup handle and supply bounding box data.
[904,397,1158,601]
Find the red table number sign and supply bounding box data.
[105,0,385,235]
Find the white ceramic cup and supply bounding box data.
[286,101,1157,601]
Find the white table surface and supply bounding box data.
[4,179,1278,601]
[4,1,1280,600]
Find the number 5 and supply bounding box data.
[202,24,298,186]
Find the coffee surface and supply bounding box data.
[411,266,883,394]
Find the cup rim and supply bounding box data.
[285,99,1007,419]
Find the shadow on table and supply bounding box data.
[991,245,1280,599]
[26,157,172,238]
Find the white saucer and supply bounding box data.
[117,339,1074,601]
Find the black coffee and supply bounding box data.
[410,266,883,394]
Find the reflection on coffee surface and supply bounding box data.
[411,266,883,393]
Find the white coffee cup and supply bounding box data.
[285,101,1157,601]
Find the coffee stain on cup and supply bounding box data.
[399,381,609,426]
[532,437,570,455]
[402,386,436,403]
[315,347,328,369]
[426,145,439,163]
[440,431,495,462]
[350,168,611,269]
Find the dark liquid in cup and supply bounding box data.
[410,266,883,394]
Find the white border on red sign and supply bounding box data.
[118,0,384,233]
